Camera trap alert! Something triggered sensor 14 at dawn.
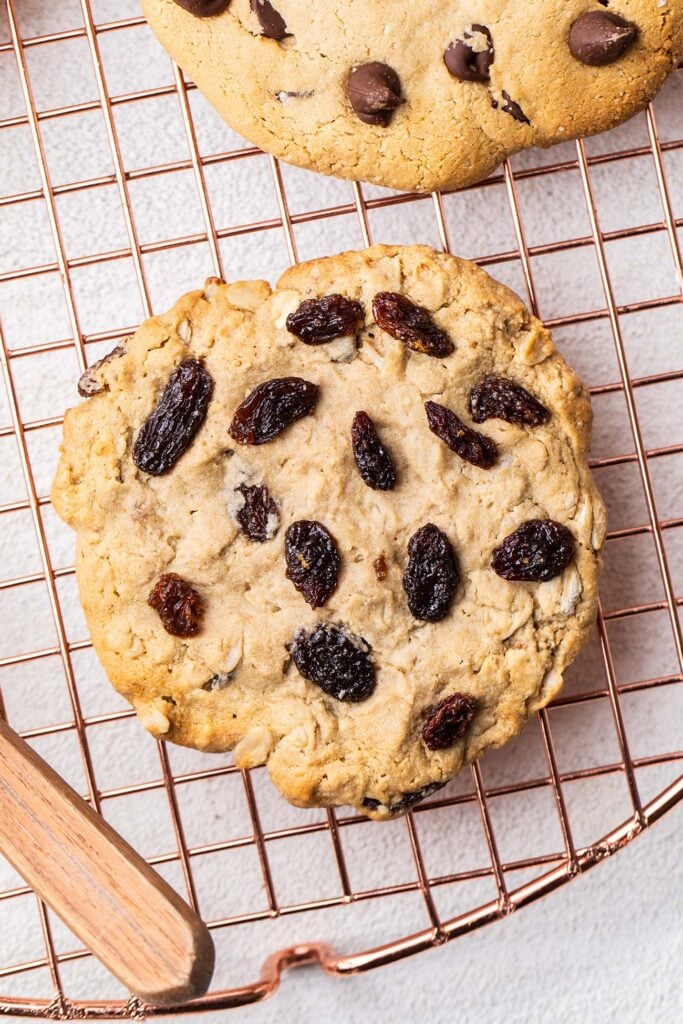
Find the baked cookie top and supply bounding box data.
[52,245,605,819]
[141,0,683,193]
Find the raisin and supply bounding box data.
[422,693,477,750]
[235,483,279,542]
[402,523,459,622]
[373,554,388,581]
[372,292,454,358]
[285,520,340,608]
[133,360,213,476]
[286,294,364,345]
[361,797,382,810]
[148,573,203,637]
[351,411,397,491]
[78,340,128,397]
[492,519,575,582]
[425,400,497,469]
[363,782,444,814]
[470,376,549,427]
[290,623,375,702]
[229,377,318,445]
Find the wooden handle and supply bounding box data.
[0,718,215,1005]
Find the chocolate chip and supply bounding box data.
[346,62,404,126]
[171,0,230,15]
[501,91,530,124]
[250,0,287,40]
[444,25,494,83]
[568,10,636,66]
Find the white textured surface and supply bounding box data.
[0,2,682,1021]
[192,813,683,1024]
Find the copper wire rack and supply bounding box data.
[0,1,682,1017]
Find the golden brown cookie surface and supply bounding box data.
[52,245,605,818]
[141,0,683,192]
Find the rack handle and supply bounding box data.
[0,718,214,1006]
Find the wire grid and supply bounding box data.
[0,0,682,1015]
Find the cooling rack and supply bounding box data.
[0,1,682,1017]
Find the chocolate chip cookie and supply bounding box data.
[52,245,605,818]
[141,0,682,193]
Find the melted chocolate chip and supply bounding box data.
[171,0,230,15]
[250,0,287,40]
[569,10,637,66]
[501,91,530,124]
[444,25,494,83]
[346,62,404,126]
